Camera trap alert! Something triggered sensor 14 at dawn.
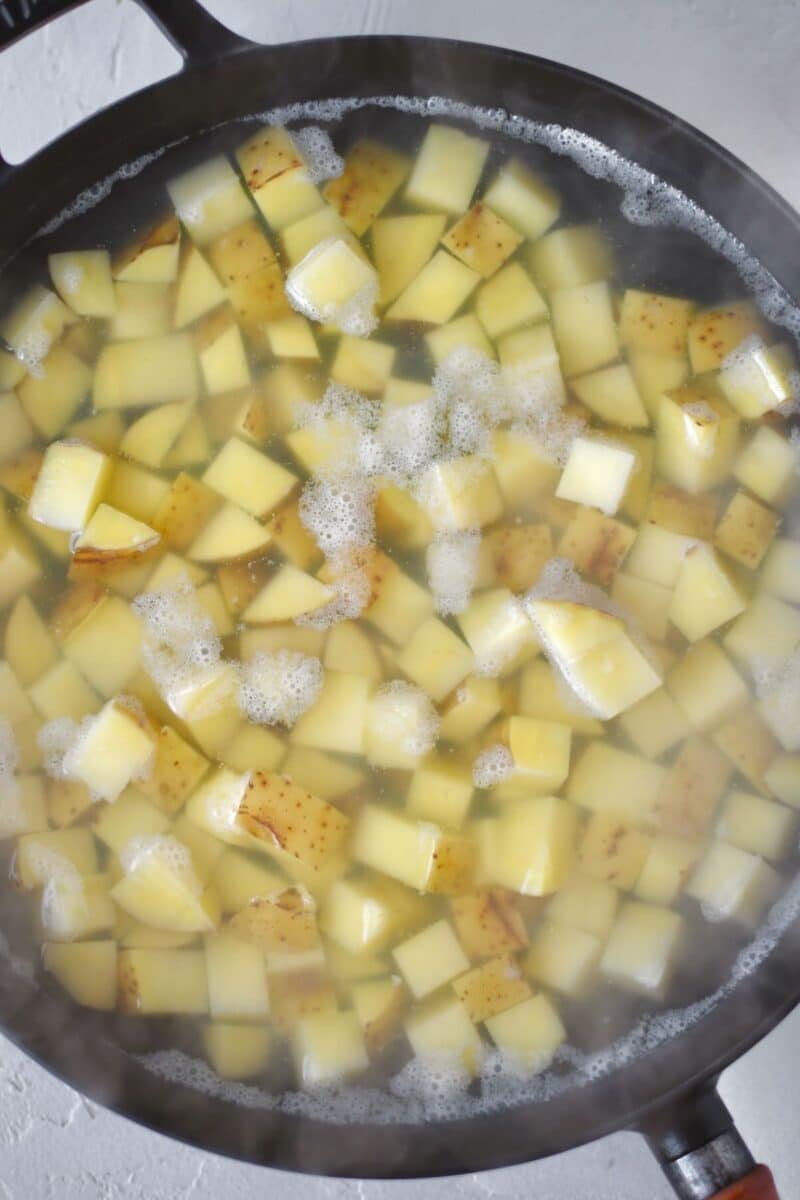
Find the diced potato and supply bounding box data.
[450,889,528,959]
[291,1008,369,1085]
[0,393,34,464]
[483,523,551,594]
[425,313,495,364]
[654,735,732,838]
[236,769,350,870]
[404,993,484,1075]
[65,699,154,802]
[118,947,209,1014]
[93,334,198,409]
[107,460,171,525]
[372,213,448,305]
[4,595,57,686]
[440,675,502,745]
[188,502,271,565]
[204,1023,272,1079]
[619,290,694,357]
[72,504,160,574]
[634,835,701,907]
[617,688,690,759]
[28,659,101,722]
[243,564,332,624]
[209,219,290,339]
[441,203,522,279]
[714,490,778,570]
[458,590,537,679]
[323,621,382,684]
[222,724,285,774]
[263,315,319,361]
[657,385,740,494]
[236,125,323,230]
[547,875,619,939]
[712,707,780,796]
[718,341,794,417]
[114,215,180,283]
[211,848,284,915]
[566,742,665,827]
[324,139,409,235]
[41,871,115,942]
[43,940,117,1010]
[667,639,749,731]
[600,901,682,996]
[119,399,193,470]
[0,776,47,839]
[16,828,98,889]
[481,158,559,238]
[330,334,395,395]
[687,302,762,373]
[110,281,171,340]
[669,543,747,642]
[280,746,363,801]
[321,872,427,954]
[173,243,226,328]
[765,755,800,809]
[724,592,800,676]
[396,616,475,703]
[387,249,480,325]
[18,346,92,440]
[266,499,323,571]
[578,812,650,889]
[363,681,440,770]
[28,440,110,533]
[610,573,672,642]
[353,804,473,894]
[393,918,470,998]
[475,262,547,340]
[717,789,796,861]
[550,281,618,377]
[1,285,73,370]
[168,155,253,244]
[203,436,297,520]
[492,716,571,801]
[625,522,698,589]
[351,976,406,1052]
[735,426,796,508]
[527,224,612,292]
[686,841,778,925]
[571,363,649,429]
[454,953,531,1020]
[417,456,503,533]
[61,594,142,698]
[525,920,602,996]
[49,249,114,317]
[517,660,604,737]
[492,796,578,896]
[94,790,167,855]
[487,428,559,513]
[406,757,474,829]
[557,436,637,515]
[405,124,489,214]
[289,671,370,755]
[557,508,636,586]
[485,993,565,1072]
[111,834,218,933]
[286,237,378,333]
[230,887,323,971]
[205,931,270,1020]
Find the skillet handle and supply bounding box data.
[0,0,251,58]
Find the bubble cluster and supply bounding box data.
[753,648,800,750]
[120,832,198,890]
[237,649,324,728]
[472,743,514,789]
[292,125,345,183]
[299,472,376,557]
[426,530,480,616]
[37,717,79,779]
[370,681,440,758]
[133,575,225,718]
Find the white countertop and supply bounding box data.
[0,1,798,1195]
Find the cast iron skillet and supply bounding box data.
[0,3,797,1197]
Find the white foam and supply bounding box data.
[369,681,440,759]
[298,472,375,557]
[297,547,374,630]
[291,125,344,183]
[753,648,800,750]
[40,869,87,939]
[285,237,379,336]
[37,717,79,779]
[36,149,167,237]
[119,832,198,890]
[237,649,323,728]
[426,530,480,616]
[472,744,515,789]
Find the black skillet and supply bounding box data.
[0,3,797,1197]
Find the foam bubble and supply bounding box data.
[370,681,440,758]
[41,869,87,939]
[120,832,198,890]
[753,648,800,750]
[298,547,374,630]
[472,744,514,789]
[37,717,79,779]
[292,125,345,183]
[285,237,379,336]
[237,650,323,727]
[133,575,225,717]
[426,530,480,616]
[299,472,375,557]
[36,149,167,237]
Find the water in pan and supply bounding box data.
[1,92,800,1123]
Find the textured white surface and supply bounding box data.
[0,1,799,1196]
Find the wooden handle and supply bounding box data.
[713,1165,779,1199]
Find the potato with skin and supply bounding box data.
[236,770,350,871]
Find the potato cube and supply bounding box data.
[655,735,732,839]
[236,125,322,227]
[291,1010,368,1086]
[228,887,322,967]
[28,659,101,722]
[371,213,448,305]
[578,813,650,890]
[71,504,160,576]
[571,362,649,429]
[480,157,559,238]
[557,508,635,586]
[106,460,170,525]
[236,769,350,870]
[265,312,319,359]
[527,224,612,292]
[525,920,602,997]
[396,616,475,702]
[483,523,552,594]
[492,796,578,896]
[198,320,250,396]
[286,237,378,334]
[550,281,619,377]
[485,993,565,1071]
[490,428,560,512]
[517,660,604,737]
[547,875,619,939]
[374,484,434,553]
[168,155,253,244]
[717,789,796,860]
[557,436,637,515]
[634,835,701,907]
[669,543,747,642]
[715,490,778,570]
[204,931,270,1020]
[686,841,778,925]
[425,312,495,364]
[321,872,427,954]
[173,243,226,328]
[28,440,110,533]
[453,954,531,1021]
[18,346,93,439]
[567,742,665,827]
[204,1023,272,1080]
[610,574,672,643]
[387,249,480,325]
[41,871,115,942]
[210,848,283,916]
[64,700,154,803]
[266,499,322,570]
[439,676,501,745]
[4,595,57,688]
[627,348,689,421]
[203,437,296,519]
[625,523,697,589]
[118,947,209,1014]
[60,594,141,698]
[617,688,690,759]
[243,565,333,623]
[363,682,440,770]
[716,702,780,796]
[290,671,371,755]
[404,994,484,1075]
[762,753,800,813]
[656,386,740,494]
[281,745,363,800]
[407,758,474,830]
[619,290,694,357]
[110,281,170,340]
[667,640,748,731]
[734,426,796,507]
[457,590,536,679]
[49,248,114,316]
[353,804,472,894]
[725,593,800,677]
[601,901,682,996]
[111,833,218,933]
[188,502,271,566]
[645,482,719,540]
[475,262,547,340]
[93,790,170,855]
[15,828,97,889]
[405,124,489,214]
[441,203,522,279]
[0,285,72,370]
[392,919,470,999]
[350,976,406,1052]
[687,302,762,373]
[114,214,180,284]
[324,138,409,235]
[323,621,382,683]
[492,716,571,801]
[0,776,47,840]
[43,940,117,1010]
[450,889,528,958]
[93,334,199,409]
[718,340,794,418]
[0,392,34,464]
